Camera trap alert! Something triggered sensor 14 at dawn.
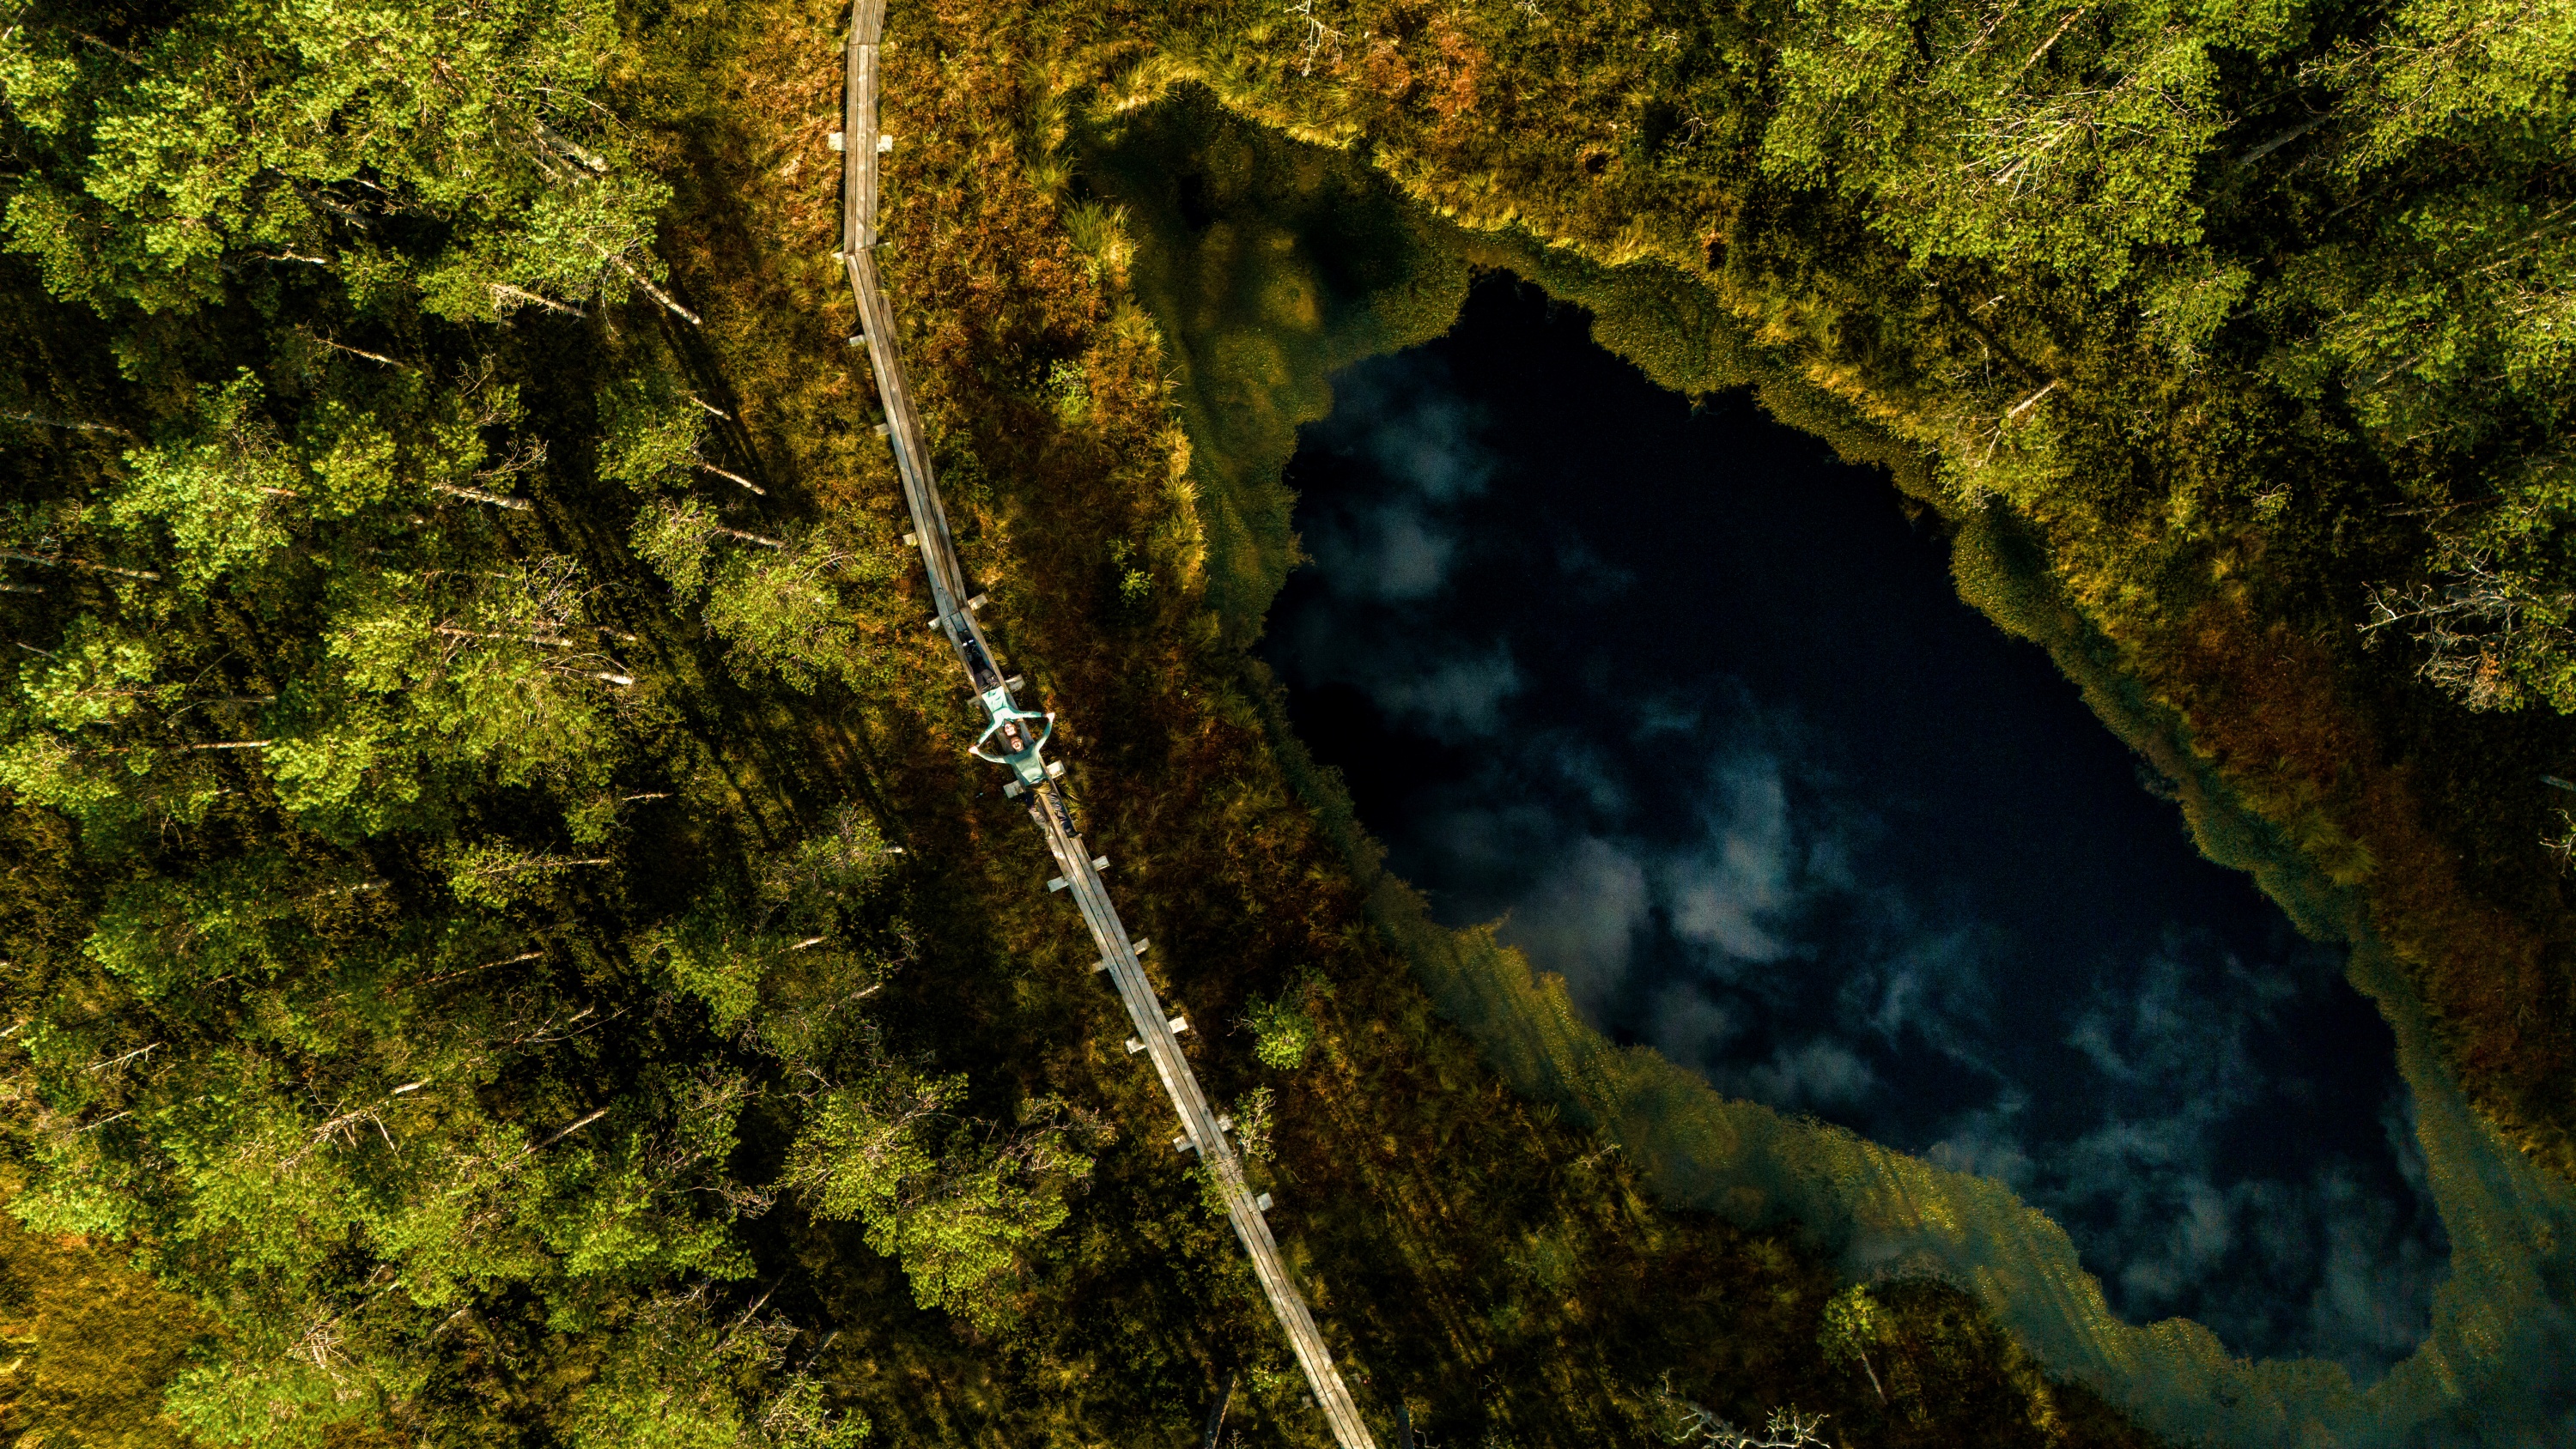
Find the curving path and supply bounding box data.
[836,8,1379,1446]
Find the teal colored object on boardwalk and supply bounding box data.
[969,691,1054,789]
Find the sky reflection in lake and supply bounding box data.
[1262,273,2447,1379]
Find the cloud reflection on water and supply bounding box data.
[1265,318,2448,1381]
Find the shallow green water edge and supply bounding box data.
[1080,88,2576,1448]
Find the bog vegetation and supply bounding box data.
[0,0,2564,1443]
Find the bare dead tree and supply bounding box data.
[1200,1369,1236,1449]
[2361,548,2572,712]
[1282,0,1343,76]
[1,405,135,437]
[0,547,160,581]
[1655,1379,1828,1449]
[289,1309,365,1399]
[1665,1404,1827,1449]
[429,557,639,685]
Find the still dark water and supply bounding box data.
[1262,275,2446,1378]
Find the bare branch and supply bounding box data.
[2006,379,2060,419]
[305,332,408,368]
[1,549,160,581]
[2013,5,2093,82]
[429,481,536,511]
[1281,0,1344,76]
[696,461,767,495]
[409,949,545,991]
[614,257,703,326]
[529,1106,611,1153]
[83,1041,163,1073]
[1,407,135,438]
[490,283,586,319]
[1658,1394,1828,1449]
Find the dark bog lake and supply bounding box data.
[1261,273,2447,1378]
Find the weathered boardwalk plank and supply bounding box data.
[835,19,1379,1449]
[842,0,884,256]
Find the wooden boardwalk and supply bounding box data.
[836,11,1380,1448]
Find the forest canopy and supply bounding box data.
[0,0,1054,1440]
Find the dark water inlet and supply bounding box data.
[1261,273,2446,1379]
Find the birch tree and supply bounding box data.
[270,559,631,833]
[562,1292,866,1449]
[1818,1285,1893,1403]
[649,809,901,1056]
[0,615,262,838]
[778,1052,1093,1328]
[106,374,301,588]
[701,527,892,694]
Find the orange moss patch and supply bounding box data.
[2155,599,2576,1177]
